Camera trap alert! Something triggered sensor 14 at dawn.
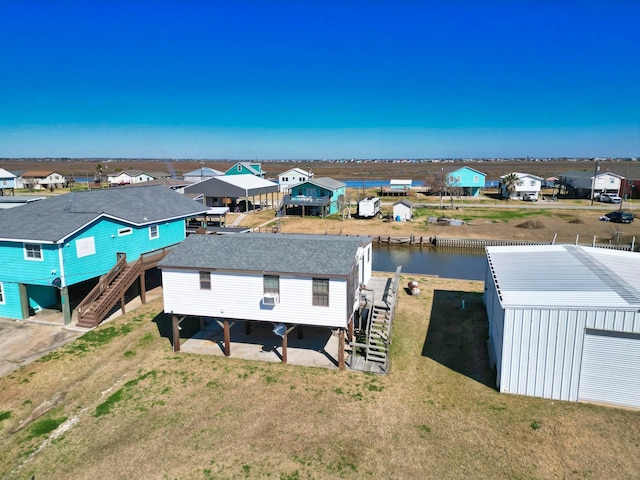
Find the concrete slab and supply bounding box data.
[180,319,341,369]
[0,318,83,377]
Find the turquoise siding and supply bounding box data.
[0,282,24,319]
[0,216,187,319]
[61,217,186,285]
[28,285,58,311]
[225,163,262,176]
[447,167,486,197]
[293,183,345,215]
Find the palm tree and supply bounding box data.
[502,173,520,201]
[94,163,104,182]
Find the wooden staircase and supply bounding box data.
[365,305,392,363]
[76,254,142,328]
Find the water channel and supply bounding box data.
[372,245,486,280]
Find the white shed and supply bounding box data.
[392,200,414,221]
[485,245,640,409]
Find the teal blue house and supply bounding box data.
[282,177,346,217]
[446,166,486,197]
[225,162,265,178]
[0,185,207,323]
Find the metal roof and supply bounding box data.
[486,245,640,310]
[291,177,346,191]
[0,185,208,243]
[159,233,372,277]
[184,174,279,197]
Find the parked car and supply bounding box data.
[600,211,634,223]
[597,193,622,204]
[522,193,538,202]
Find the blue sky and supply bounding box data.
[1,1,638,159]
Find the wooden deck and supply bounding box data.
[347,268,401,374]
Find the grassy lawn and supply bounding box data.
[0,276,638,479]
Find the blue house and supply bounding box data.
[445,166,486,197]
[0,168,17,195]
[282,177,346,217]
[225,162,265,178]
[0,185,207,324]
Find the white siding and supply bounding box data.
[498,307,640,402]
[162,269,350,328]
[579,330,640,408]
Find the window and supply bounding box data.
[199,271,211,290]
[149,225,159,239]
[610,178,615,184]
[237,165,242,172]
[264,275,280,294]
[24,243,42,260]
[530,180,535,186]
[0,282,4,304]
[118,227,132,236]
[312,278,329,306]
[474,175,479,183]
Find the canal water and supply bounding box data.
[372,245,486,280]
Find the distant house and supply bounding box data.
[107,170,155,185]
[282,177,346,217]
[485,244,640,409]
[499,172,543,200]
[393,199,414,221]
[277,168,312,193]
[621,178,640,200]
[158,233,373,369]
[0,168,17,195]
[183,174,279,212]
[225,162,265,178]
[183,167,224,183]
[18,171,67,190]
[559,170,624,198]
[381,179,412,197]
[445,167,485,197]
[0,186,207,324]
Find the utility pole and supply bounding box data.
[589,160,599,206]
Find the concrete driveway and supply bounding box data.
[0,318,83,378]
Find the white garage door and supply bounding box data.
[579,329,640,409]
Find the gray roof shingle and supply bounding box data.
[0,185,207,243]
[159,233,372,277]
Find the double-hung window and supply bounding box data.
[24,243,42,260]
[312,278,329,306]
[263,275,280,294]
[199,271,211,290]
[149,225,159,239]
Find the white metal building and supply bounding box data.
[392,199,414,221]
[485,245,640,409]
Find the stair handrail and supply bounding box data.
[76,254,127,316]
[90,258,143,323]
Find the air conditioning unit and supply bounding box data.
[263,293,279,306]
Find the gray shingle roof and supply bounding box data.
[303,177,346,190]
[0,185,208,243]
[158,233,372,277]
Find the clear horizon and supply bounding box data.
[1,1,638,159]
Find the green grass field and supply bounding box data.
[0,276,638,479]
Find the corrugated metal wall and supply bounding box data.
[500,307,640,402]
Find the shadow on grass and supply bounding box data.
[421,289,495,389]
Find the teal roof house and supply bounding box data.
[445,166,486,197]
[0,185,206,325]
[225,162,265,178]
[282,177,346,217]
